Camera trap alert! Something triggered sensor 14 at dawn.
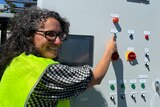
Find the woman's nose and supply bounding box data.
[53,36,63,45]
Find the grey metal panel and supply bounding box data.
[38,0,160,107]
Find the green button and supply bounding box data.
[141,83,145,89]
[110,84,115,91]
[120,84,125,89]
[131,84,136,89]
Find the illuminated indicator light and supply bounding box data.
[112,17,119,23]
[110,84,115,91]
[145,35,149,40]
[126,51,136,61]
[141,83,145,89]
[111,52,119,61]
[131,84,136,89]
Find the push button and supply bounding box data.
[112,17,119,23]
[131,83,136,89]
[110,84,115,91]
[145,34,149,40]
[126,51,136,61]
[111,52,119,61]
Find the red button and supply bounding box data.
[145,35,149,40]
[111,52,119,61]
[128,52,136,61]
[113,17,119,23]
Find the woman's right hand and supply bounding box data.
[105,33,117,57]
[88,33,118,88]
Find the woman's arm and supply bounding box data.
[88,34,117,88]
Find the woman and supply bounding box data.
[0,6,116,107]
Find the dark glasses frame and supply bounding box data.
[35,30,67,41]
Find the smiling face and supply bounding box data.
[34,18,63,59]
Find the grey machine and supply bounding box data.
[38,0,160,107]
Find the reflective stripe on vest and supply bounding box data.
[0,53,70,107]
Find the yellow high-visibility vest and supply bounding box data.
[0,53,70,107]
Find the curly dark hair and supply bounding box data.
[0,6,70,79]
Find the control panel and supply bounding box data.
[38,0,160,107]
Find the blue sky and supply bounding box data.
[0,0,6,4]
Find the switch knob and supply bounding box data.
[131,94,135,98]
[141,93,146,102]
[110,95,115,100]
[121,95,125,99]
[141,93,145,98]
[129,34,134,39]
[145,53,149,56]
[145,62,149,66]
